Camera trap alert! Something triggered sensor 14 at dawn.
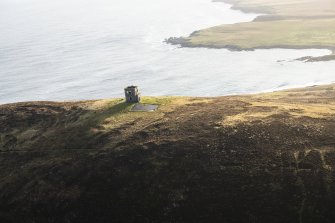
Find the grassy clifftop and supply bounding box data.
[1,85,335,222]
[168,0,335,61]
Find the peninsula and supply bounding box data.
[167,0,335,61]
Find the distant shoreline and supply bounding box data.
[166,36,335,62]
[166,0,335,62]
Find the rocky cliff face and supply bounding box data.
[1,86,335,223]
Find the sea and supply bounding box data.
[0,0,334,104]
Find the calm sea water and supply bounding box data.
[0,0,334,104]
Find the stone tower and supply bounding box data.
[124,86,141,103]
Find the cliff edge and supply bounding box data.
[1,85,335,222]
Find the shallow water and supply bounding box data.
[0,0,334,104]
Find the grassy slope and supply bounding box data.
[172,0,335,60]
[1,85,335,222]
[187,19,335,50]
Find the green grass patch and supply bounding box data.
[140,96,175,105]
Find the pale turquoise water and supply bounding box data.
[0,0,334,104]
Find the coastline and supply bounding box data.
[2,1,335,221]
[213,0,271,15]
[2,83,334,106]
[166,0,335,62]
[166,36,335,62]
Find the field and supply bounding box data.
[1,84,335,222]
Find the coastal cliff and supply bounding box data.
[1,85,335,222]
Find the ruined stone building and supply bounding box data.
[124,86,141,103]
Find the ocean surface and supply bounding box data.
[0,0,334,104]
